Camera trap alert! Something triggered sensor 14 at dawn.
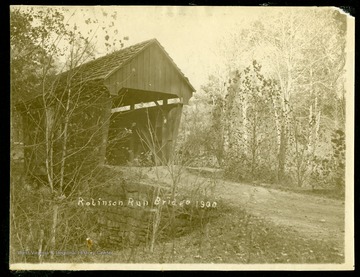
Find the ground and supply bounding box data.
[139,166,344,247]
[214,177,345,247]
[91,165,345,264]
[11,164,346,264]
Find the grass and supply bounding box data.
[51,202,344,264]
[10,163,344,264]
[186,166,345,201]
[250,182,345,201]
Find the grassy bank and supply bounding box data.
[57,203,344,264]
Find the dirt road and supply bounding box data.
[118,166,345,249]
[213,179,345,247]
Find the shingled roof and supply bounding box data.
[60,38,195,92]
[17,38,195,109]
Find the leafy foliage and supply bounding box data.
[180,8,346,192]
[10,6,130,263]
[222,61,280,182]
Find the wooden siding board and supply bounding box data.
[170,67,177,95]
[128,59,135,89]
[135,55,140,90]
[144,46,150,91]
[126,63,133,88]
[138,52,144,91]
[168,58,173,93]
[149,45,156,93]
[165,59,171,94]
[153,45,159,91]
[133,60,139,89]
[157,47,163,92]
[161,51,166,93]
[117,69,122,92]
[106,43,193,104]
[152,45,158,92]
[162,54,168,94]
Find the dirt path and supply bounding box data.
[117,166,345,249]
[213,179,345,247]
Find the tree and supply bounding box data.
[10,6,128,262]
[220,7,347,184]
[222,61,279,181]
[201,75,227,166]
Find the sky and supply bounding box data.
[16,6,350,92]
[32,6,274,91]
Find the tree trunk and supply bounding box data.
[277,126,287,183]
[44,105,55,192]
[50,204,58,260]
[59,88,72,194]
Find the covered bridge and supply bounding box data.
[19,39,195,179]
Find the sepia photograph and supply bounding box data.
[9,6,354,270]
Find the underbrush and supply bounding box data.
[11,163,344,264]
[189,165,345,201]
[62,202,344,264]
[10,163,220,263]
[246,181,345,201]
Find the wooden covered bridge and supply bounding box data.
[19,39,195,178]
